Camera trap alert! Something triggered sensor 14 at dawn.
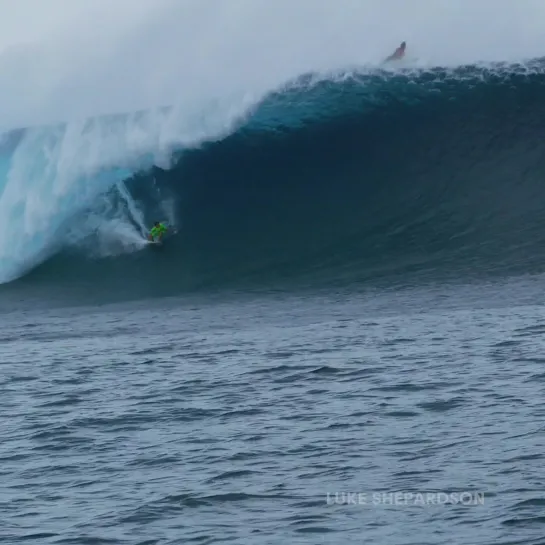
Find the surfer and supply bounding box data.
[385,41,406,62]
[148,221,168,242]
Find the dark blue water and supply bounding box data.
[3,61,545,544]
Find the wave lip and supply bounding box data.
[0,94,259,284]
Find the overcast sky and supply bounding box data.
[0,0,163,49]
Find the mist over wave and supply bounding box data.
[2,1,545,295]
[3,0,545,127]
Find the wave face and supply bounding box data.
[4,60,545,300]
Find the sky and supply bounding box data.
[1,0,545,128]
[0,0,162,50]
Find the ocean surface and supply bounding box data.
[2,53,545,544]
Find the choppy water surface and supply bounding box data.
[2,279,545,544]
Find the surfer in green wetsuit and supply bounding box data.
[148,221,168,242]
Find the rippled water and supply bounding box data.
[2,279,545,544]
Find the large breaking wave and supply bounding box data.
[4,59,545,300]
